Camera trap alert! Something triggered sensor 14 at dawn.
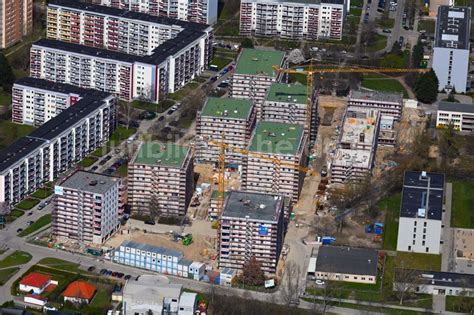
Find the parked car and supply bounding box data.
[320,166,328,177]
[111,272,117,277]
[91,166,98,171]
[217,82,229,88]
[210,76,217,83]
[158,116,165,121]
[140,111,156,120]
[16,228,23,233]
[144,220,156,225]
[27,212,33,216]
[88,266,96,272]
[315,280,325,286]
[117,273,124,278]
[100,269,107,275]
[129,120,140,128]
[382,29,391,33]
[27,221,34,226]
[124,275,132,280]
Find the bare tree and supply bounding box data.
[119,99,135,130]
[391,255,420,305]
[280,261,302,306]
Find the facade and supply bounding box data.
[100,0,218,24]
[263,83,318,144]
[315,246,379,284]
[19,273,55,295]
[62,281,97,304]
[331,107,380,183]
[242,122,307,201]
[396,171,445,255]
[178,292,197,315]
[0,0,33,49]
[348,90,404,121]
[240,0,347,40]
[436,102,474,132]
[53,171,123,245]
[219,191,285,273]
[0,95,116,206]
[230,49,286,119]
[196,97,256,164]
[12,77,113,127]
[432,6,471,93]
[128,142,194,217]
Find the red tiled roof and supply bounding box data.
[26,294,48,301]
[63,281,97,300]
[20,273,51,288]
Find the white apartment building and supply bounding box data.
[53,171,123,245]
[12,77,113,127]
[128,142,194,217]
[331,107,379,183]
[240,0,348,40]
[230,49,286,119]
[432,6,471,93]
[0,96,116,206]
[263,83,318,144]
[242,121,307,202]
[436,101,474,132]
[348,90,404,121]
[219,191,285,273]
[196,97,256,164]
[396,171,445,255]
[100,0,218,24]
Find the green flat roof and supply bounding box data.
[235,49,285,76]
[134,142,189,167]
[249,122,304,155]
[201,97,253,119]
[266,83,307,104]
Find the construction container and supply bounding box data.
[209,271,220,285]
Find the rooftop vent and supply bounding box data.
[259,204,266,209]
[89,180,98,186]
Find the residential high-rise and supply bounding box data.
[100,0,218,24]
[432,6,471,93]
[230,49,286,119]
[53,171,123,245]
[196,97,256,164]
[128,142,194,217]
[0,0,33,49]
[242,122,307,202]
[219,191,285,273]
[240,0,348,40]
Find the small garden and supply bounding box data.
[0,251,32,268]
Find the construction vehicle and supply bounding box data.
[182,234,193,246]
[366,222,384,235]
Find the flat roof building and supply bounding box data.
[219,191,285,273]
[436,102,474,132]
[396,171,445,255]
[128,142,194,217]
[315,246,378,284]
[348,90,404,121]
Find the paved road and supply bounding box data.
[387,0,406,52]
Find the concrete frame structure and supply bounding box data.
[230,49,286,119]
[242,122,307,202]
[453,228,474,274]
[100,0,218,24]
[331,107,379,184]
[436,102,474,132]
[53,171,123,245]
[396,171,445,255]
[432,6,471,93]
[240,0,348,40]
[219,191,285,273]
[348,90,404,121]
[0,94,116,206]
[196,97,256,164]
[128,142,194,217]
[12,77,114,127]
[0,0,33,49]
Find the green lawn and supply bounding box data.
[31,188,53,199]
[350,7,362,16]
[92,127,137,157]
[15,199,39,210]
[396,252,442,271]
[376,18,395,29]
[361,74,409,98]
[114,164,128,177]
[90,287,111,308]
[0,251,32,268]
[37,257,80,272]
[210,56,233,70]
[446,295,474,313]
[451,181,474,228]
[0,121,36,149]
[131,99,175,113]
[417,20,436,34]
[0,267,20,285]
[18,214,52,237]
[168,82,200,101]
[350,0,363,6]
[366,34,388,52]
[78,157,98,168]
[0,91,11,107]
[379,193,401,250]
[9,209,25,218]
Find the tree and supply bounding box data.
[414,69,439,104]
[391,256,420,305]
[381,53,407,68]
[438,122,460,166]
[119,99,135,129]
[241,37,254,48]
[411,39,424,68]
[280,261,302,306]
[146,310,154,315]
[0,53,15,91]
[446,88,457,102]
[239,256,265,286]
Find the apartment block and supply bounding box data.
[396,171,445,255]
[348,90,404,121]
[240,0,347,40]
[12,77,114,127]
[230,49,286,119]
[0,95,116,206]
[100,0,218,24]
[0,0,33,49]
[263,83,318,145]
[331,107,380,183]
[128,142,194,217]
[242,122,307,202]
[432,6,471,93]
[436,102,474,132]
[219,191,285,273]
[53,171,123,245]
[196,97,256,164]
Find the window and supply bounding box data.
[408,246,411,251]
[426,247,429,252]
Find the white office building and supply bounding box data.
[436,102,474,132]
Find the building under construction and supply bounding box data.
[219,190,285,273]
[348,90,404,121]
[196,97,256,164]
[242,121,307,202]
[128,142,194,217]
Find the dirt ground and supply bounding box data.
[397,108,428,152]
